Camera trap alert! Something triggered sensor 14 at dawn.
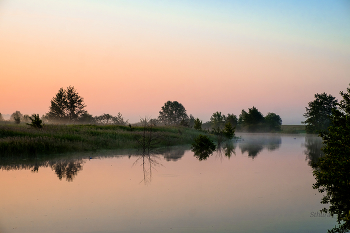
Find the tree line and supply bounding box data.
[0,86,282,133]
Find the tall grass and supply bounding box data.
[0,123,213,157]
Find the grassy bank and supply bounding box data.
[0,123,214,158]
[280,125,306,134]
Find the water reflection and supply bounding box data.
[50,160,84,182]
[215,142,236,160]
[160,147,186,161]
[0,158,85,182]
[303,135,324,167]
[238,134,281,159]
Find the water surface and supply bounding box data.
[0,134,336,233]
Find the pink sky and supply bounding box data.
[0,1,349,124]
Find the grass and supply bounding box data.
[280,125,306,134]
[0,122,215,158]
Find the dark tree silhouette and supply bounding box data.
[238,107,264,132]
[226,114,238,128]
[48,86,86,122]
[27,114,43,128]
[313,85,350,233]
[191,135,216,161]
[158,101,188,125]
[264,112,282,131]
[11,111,23,124]
[303,93,337,134]
[194,118,202,130]
[223,122,235,139]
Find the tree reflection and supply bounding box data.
[50,160,84,182]
[161,147,185,161]
[238,134,281,159]
[303,135,324,167]
[0,158,84,182]
[216,142,236,159]
[191,135,216,161]
[133,152,161,184]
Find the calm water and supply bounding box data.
[0,134,336,233]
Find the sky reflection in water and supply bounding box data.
[0,134,336,233]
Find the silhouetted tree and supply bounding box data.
[313,85,350,232]
[223,122,235,139]
[226,114,238,128]
[48,86,86,122]
[78,112,95,124]
[0,113,4,121]
[189,114,195,128]
[238,107,264,132]
[11,111,23,124]
[264,112,282,131]
[112,112,128,125]
[194,118,202,130]
[303,93,337,134]
[158,101,188,125]
[22,114,30,123]
[210,111,225,133]
[27,114,43,128]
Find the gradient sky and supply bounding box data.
[0,0,349,124]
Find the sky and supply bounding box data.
[0,0,349,124]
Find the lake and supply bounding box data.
[0,133,337,233]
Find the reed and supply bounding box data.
[0,123,214,157]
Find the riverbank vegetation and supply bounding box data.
[312,84,350,233]
[0,122,217,157]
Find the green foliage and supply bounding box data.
[264,112,282,131]
[313,85,350,233]
[191,134,216,161]
[238,107,264,131]
[226,114,238,128]
[158,101,189,125]
[0,123,214,157]
[223,122,235,139]
[194,118,202,130]
[210,111,225,132]
[303,93,338,134]
[27,114,43,128]
[48,86,86,122]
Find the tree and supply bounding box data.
[238,107,264,132]
[96,113,114,124]
[210,111,226,133]
[313,85,350,233]
[22,114,31,123]
[48,86,86,122]
[78,112,96,124]
[0,113,4,121]
[223,122,235,139]
[112,112,128,125]
[189,114,195,128]
[303,93,338,134]
[158,101,188,125]
[11,111,23,124]
[264,113,282,131]
[194,118,202,130]
[27,114,43,128]
[226,114,238,128]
